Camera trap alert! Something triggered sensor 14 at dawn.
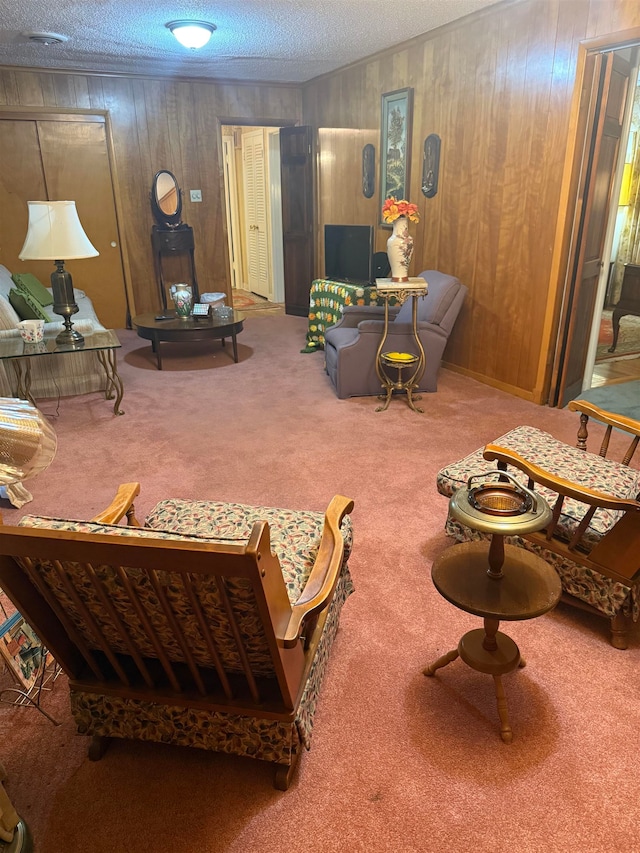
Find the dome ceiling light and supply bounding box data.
[23,32,68,46]
[166,20,217,50]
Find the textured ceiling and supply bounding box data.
[0,0,503,84]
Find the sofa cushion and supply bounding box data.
[395,293,430,324]
[0,294,21,330]
[9,288,52,322]
[11,273,53,306]
[0,266,15,302]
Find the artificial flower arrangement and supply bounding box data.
[382,197,420,224]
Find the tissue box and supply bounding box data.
[200,292,226,308]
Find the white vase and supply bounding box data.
[169,283,193,318]
[386,217,414,282]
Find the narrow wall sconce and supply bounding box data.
[166,20,216,50]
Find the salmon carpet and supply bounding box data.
[0,314,638,853]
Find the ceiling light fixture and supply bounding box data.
[23,32,68,46]
[166,20,216,50]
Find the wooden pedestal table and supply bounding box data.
[424,474,560,743]
[374,278,427,413]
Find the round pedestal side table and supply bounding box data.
[424,472,561,743]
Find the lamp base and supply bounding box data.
[55,326,84,347]
[50,264,83,346]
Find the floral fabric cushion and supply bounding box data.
[436,425,640,549]
[144,498,354,601]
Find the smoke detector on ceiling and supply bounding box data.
[23,32,68,46]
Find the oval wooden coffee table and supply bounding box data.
[133,310,244,370]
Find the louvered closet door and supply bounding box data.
[242,129,270,299]
[0,115,128,329]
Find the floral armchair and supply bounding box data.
[0,484,355,789]
[436,401,640,649]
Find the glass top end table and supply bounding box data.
[0,329,124,415]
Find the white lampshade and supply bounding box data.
[166,20,216,50]
[19,201,98,261]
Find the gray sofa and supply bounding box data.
[0,265,108,401]
[324,269,467,399]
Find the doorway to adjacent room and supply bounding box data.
[589,72,640,390]
[221,123,286,306]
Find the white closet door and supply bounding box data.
[242,130,270,298]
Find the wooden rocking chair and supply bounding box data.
[0,484,355,789]
[437,401,640,648]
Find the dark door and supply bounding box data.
[553,51,632,406]
[280,126,314,316]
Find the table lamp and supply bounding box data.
[0,398,57,508]
[18,200,99,346]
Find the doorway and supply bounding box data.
[551,43,640,405]
[221,124,285,305]
[588,72,640,390]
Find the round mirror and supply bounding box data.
[151,169,183,227]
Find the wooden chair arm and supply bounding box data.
[567,400,640,437]
[91,482,142,525]
[282,494,354,648]
[483,445,640,512]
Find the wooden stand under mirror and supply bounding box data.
[150,170,199,311]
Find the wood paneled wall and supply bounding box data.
[2,0,640,400]
[316,128,378,274]
[0,71,302,316]
[304,0,640,402]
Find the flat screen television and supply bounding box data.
[324,224,374,285]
